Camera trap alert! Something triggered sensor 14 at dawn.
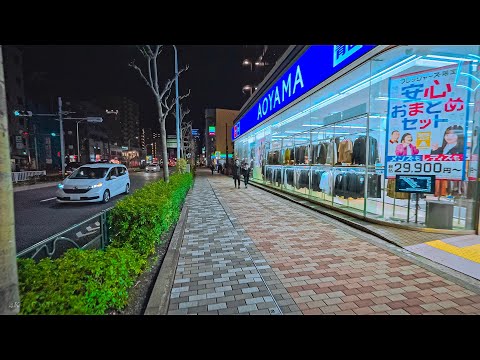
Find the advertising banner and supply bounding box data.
[386,64,470,180]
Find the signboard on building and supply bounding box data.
[209,126,215,136]
[386,64,470,180]
[15,135,24,149]
[45,136,52,164]
[232,45,377,140]
[192,128,199,136]
[166,135,177,148]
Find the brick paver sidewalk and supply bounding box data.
[168,169,480,315]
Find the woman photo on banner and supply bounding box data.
[395,132,419,156]
[431,125,464,155]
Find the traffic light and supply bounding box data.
[51,132,56,136]
[21,131,29,138]
[14,110,33,117]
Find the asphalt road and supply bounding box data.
[14,170,166,252]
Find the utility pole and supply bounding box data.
[58,97,65,176]
[33,124,39,169]
[0,45,20,314]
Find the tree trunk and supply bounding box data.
[0,46,20,314]
[159,119,169,183]
[156,100,169,182]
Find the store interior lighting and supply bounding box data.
[239,52,480,142]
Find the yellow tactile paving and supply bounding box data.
[426,240,480,263]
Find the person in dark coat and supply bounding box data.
[241,158,250,188]
[210,163,215,175]
[233,157,241,189]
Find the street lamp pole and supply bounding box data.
[173,45,181,160]
[58,97,65,177]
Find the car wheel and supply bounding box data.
[102,189,110,203]
[124,183,130,194]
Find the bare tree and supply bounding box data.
[129,45,190,182]
[0,46,20,314]
[179,103,190,157]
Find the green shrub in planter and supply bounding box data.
[17,172,193,315]
[109,173,193,256]
[17,246,146,315]
[176,158,188,173]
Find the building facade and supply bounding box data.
[102,96,140,149]
[204,108,239,166]
[233,45,480,233]
[3,45,28,170]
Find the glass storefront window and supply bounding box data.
[235,45,480,232]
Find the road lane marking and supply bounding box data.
[40,197,57,202]
[76,230,98,238]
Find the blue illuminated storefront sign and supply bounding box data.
[232,45,377,140]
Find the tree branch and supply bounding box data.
[147,57,154,91]
[145,45,155,58]
[159,78,175,103]
[137,46,150,59]
[167,89,191,115]
[128,59,156,94]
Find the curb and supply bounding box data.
[13,181,59,192]
[144,203,189,315]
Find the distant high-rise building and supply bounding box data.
[204,108,239,166]
[3,45,28,169]
[241,45,289,97]
[102,96,141,148]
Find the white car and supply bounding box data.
[145,163,161,172]
[56,163,130,203]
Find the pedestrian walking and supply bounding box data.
[210,163,215,175]
[232,157,241,189]
[241,158,250,188]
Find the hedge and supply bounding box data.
[17,172,193,315]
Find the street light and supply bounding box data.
[242,84,254,96]
[106,109,118,118]
[242,58,253,71]
[173,45,181,161]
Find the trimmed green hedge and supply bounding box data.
[17,172,193,315]
[109,172,193,255]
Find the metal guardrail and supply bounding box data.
[17,206,114,261]
[12,170,47,182]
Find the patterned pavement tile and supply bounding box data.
[166,169,480,315]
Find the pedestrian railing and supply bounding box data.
[11,170,46,183]
[17,207,113,261]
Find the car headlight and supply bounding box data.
[57,183,64,189]
[88,182,103,189]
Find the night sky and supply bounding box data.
[20,45,248,134]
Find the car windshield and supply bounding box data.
[70,167,108,179]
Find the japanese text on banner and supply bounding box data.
[385,64,470,180]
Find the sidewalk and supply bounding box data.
[148,168,480,315]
